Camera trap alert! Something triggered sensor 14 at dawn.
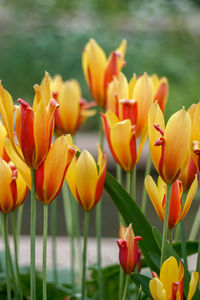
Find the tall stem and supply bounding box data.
[141,155,152,213]
[4,214,11,300]
[81,211,90,300]
[30,169,37,300]
[16,205,24,240]
[12,211,22,300]
[126,172,131,195]
[43,204,48,300]
[160,184,171,266]
[122,274,130,300]
[131,166,136,200]
[50,200,58,284]
[169,229,173,245]
[180,221,188,268]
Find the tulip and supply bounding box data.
[0,121,10,162]
[179,150,197,191]
[149,256,199,300]
[35,135,76,205]
[116,224,142,274]
[66,146,107,211]
[151,74,168,113]
[82,39,126,107]
[145,174,198,229]
[190,102,200,171]
[50,76,96,136]
[0,72,59,170]
[148,102,191,184]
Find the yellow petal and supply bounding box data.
[115,39,127,73]
[133,72,154,137]
[187,272,199,300]
[15,170,27,208]
[5,138,31,189]
[149,278,167,300]
[76,150,98,210]
[50,74,63,93]
[163,108,191,183]
[145,175,164,221]
[0,121,7,157]
[148,102,165,172]
[160,256,179,299]
[66,156,77,200]
[110,119,134,171]
[105,110,119,127]
[0,158,14,213]
[128,73,137,99]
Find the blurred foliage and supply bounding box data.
[0,0,200,129]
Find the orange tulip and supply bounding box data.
[148,102,191,184]
[0,121,10,162]
[150,256,199,300]
[151,74,168,113]
[116,224,142,274]
[0,72,58,170]
[35,135,76,205]
[179,150,197,191]
[145,175,198,229]
[189,102,200,171]
[82,39,126,107]
[0,159,27,213]
[66,146,107,211]
[50,75,96,136]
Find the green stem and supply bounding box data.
[0,214,4,236]
[30,169,37,300]
[50,200,58,284]
[169,229,173,245]
[180,221,188,268]
[189,204,200,240]
[141,155,152,213]
[12,211,22,300]
[118,268,124,300]
[160,184,171,266]
[122,274,130,300]
[174,223,181,242]
[43,205,48,300]
[131,166,136,200]
[81,211,90,300]
[126,172,131,195]
[16,205,24,240]
[4,214,11,300]
[116,164,124,225]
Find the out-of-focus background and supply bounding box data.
[1,0,200,237]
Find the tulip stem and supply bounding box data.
[16,205,24,240]
[50,200,58,285]
[131,166,136,200]
[180,221,188,268]
[141,155,152,213]
[160,184,171,266]
[81,211,90,300]
[189,204,200,240]
[30,169,37,300]
[4,214,11,300]
[174,223,181,242]
[122,274,130,300]
[169,229,173,245]
[43,204,48,300]
[126,171,131,195]
[12,211,22,300]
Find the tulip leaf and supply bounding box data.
[152,226,200,300]
[173,241,199,257]
[104,172,160,271]
[131,273,152,299]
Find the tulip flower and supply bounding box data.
[35,135,76,205]
[82,39,126,107]
[101,110,137,171]
[151,74,168,113]
[179,150,197,191]
[149,256,199,300]
[0,121,10,162]
[145,174,198,229]
[0,72,58,170]
[116,224,142,274]
[50,76,96,136]
[189,102,200,171]
[66,146,107,211]
[148,102,191,184]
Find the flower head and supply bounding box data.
[66,146,107,211]
[116,224,142,274]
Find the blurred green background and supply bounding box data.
[1,0,200,126]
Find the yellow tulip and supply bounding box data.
[150,256,199,300]
[145,175,198,229]
[82,39,126,107]
[50,75,96,136]
[66,146,107,211]
[148,102,191,184]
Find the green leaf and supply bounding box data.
[173,241,199,257]
[131,273,152,299]
[105,172,160,271]
[152,226,200,300]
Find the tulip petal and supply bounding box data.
[94,146,107,207]
[145,175,164,221]
[66,156,78,200]
[168,180,181,229]
[187,272,199,300]
[149,278,167,300]
[0,158,14,213]
[14,170,28,209]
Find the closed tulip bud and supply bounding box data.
[0,72,59,170]
[148,102,191,184]
[82,39,126,108]
[150,256,199,300]
[145,175,198,229]
[50,77,96,136]
[116,224,142,274]
[66,146,107,211]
